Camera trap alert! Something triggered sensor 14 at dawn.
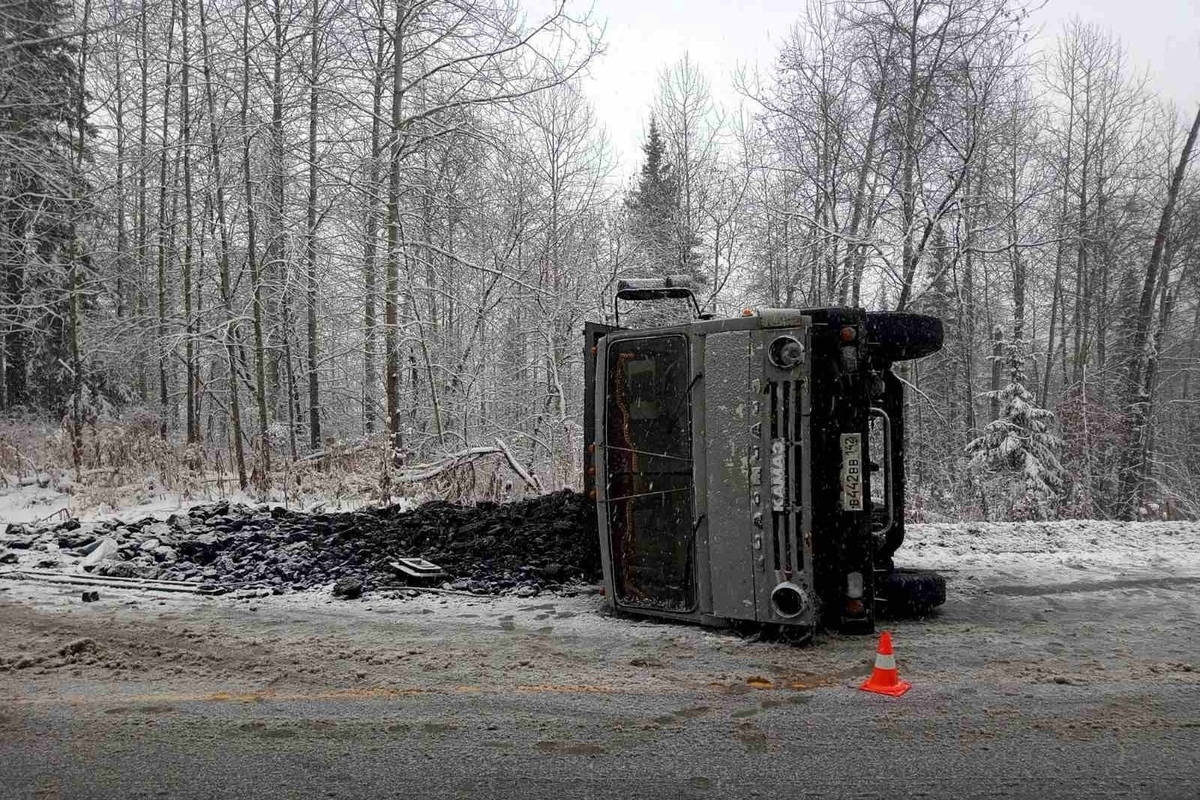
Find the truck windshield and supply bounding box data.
[605,335,695,612]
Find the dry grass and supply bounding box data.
[0,413,552,516]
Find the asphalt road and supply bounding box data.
[4,677,1197,799]
[3,523,1199,799]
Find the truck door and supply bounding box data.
[584,322,619,501]
[602,334,695,612]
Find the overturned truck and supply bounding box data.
[583,278,946,639]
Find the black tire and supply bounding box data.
[879,568,945,618]
[865,312,944,361]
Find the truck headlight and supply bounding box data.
[846,571,864,599]
[768,336,804,369]
[770,581,810,619]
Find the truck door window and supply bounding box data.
[605,335,695,611]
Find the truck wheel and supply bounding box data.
[879,568,946,617]
[865,312,943,361]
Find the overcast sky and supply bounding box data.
[562,0,1200,176]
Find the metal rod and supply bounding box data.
[597,487,692,503]
[600,445,693,463]
[0,569,222,595]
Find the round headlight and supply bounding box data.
[768,336,805,369]
[770,581,811,619]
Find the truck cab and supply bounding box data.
[584,280,943,638]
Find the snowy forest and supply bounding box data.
[2,0,1198,521]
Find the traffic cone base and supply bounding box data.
[859,631,910,697]
[859,676,910,696]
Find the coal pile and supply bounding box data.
[3,491,600,597]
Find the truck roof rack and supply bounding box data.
[614,276,704,325]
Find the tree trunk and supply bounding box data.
[843,93,882,305]
[1,215,26,407]
[895,4,920,310]
[266,0,286,419]
[67,0,93,469]
[198,0,247,489]
[362,14,385,435]
[1009,104,1026,346]
[959,166,978,435]
[113,21,127,321]
[1041,123,1073,403]
[1117,105,1200,516]
[384,0,406,456]
[280,278,299,461]
[242,0,271,477]
[989,328,1003,422]
[1136,243,1179,504]
[154,0,178,437]
[1071,78,1094,387]
[305,0,322,451]
[135,2,150,401]
[180,0,196,445]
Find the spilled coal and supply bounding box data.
[3,491,601,597]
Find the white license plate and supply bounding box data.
[840,433,863,512]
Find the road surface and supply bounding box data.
[2,520,1198,798]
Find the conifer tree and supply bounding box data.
[966,338,1065,519]
[625,117,675,273]
[0,0,89,412]
[624,117,700,279]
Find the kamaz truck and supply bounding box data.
[583,278,945,640]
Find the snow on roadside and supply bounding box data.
[1,480,414,532]
[6,476,1198,595]
[901,519,1200,589]
[0,483,71,528]
[0,480,257,531]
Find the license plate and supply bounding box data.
[840,433,863,511]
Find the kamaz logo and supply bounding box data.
[770,438,787,511]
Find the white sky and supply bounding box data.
[563,0,1200,176]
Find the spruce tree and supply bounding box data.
[966,338,1065,520]
[624,116,702,282]
[1,0,89,412]
[624,117,678,276]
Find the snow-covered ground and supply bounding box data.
[3,488,1197,799]
[0,482,72,527]
[901,519,1200,589]
[0,479,410,532]
[5,478,1197,591]
[0,478,254,529]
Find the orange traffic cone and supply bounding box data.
[859,631,910,697]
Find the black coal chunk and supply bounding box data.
[146,490,600,598]
[332,576,364,599]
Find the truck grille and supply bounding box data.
[767,378,802,577]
